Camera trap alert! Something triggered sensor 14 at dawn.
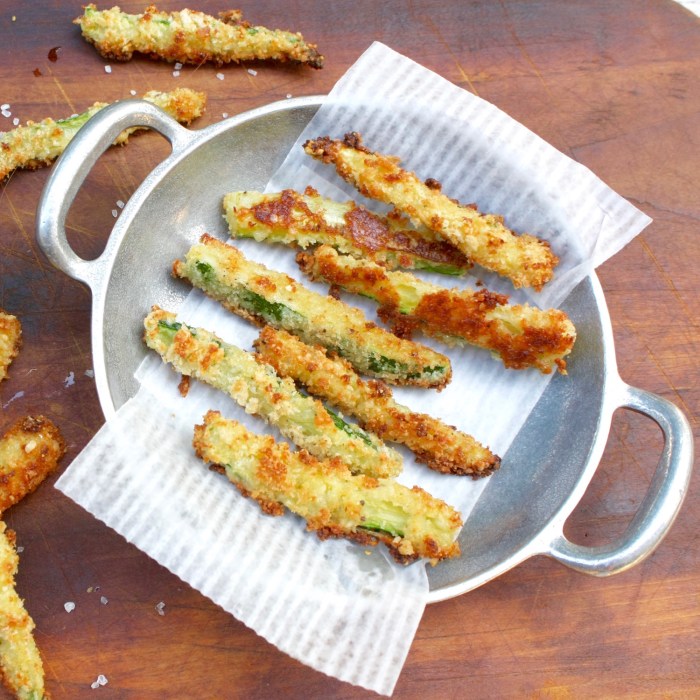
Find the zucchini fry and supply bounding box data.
[75,4,323,68]
[303,132,558,290]
[194,410,462,563]
[254,326,500,477]
[0,88,206,181]
[0,416,66,515]
[299,245,576,374]
[144,307,402,479]
[173,234,452,388]
[0,312,21,382]
[0,522,46,700]
[223,188,472,276]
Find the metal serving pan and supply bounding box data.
[36,96,693,603]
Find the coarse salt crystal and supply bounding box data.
[1,110,10,118]
[100,596,108,605]
[12,117,19,126]
[116,200,125,208]
[155,601,165,616]
[174,62,182,70]
[286,94,292,99]
[16,546,24,553]
[64,371,75,387]
[84,369,95,378]
[216,72,224,80]
[64,601,76,613]
[222,112,228,119]
[111,209,118,218]
[104,65,112,73]
[172,70,180,77]
[0,104,9,110]
[247,68,257,76]
[90,674,108,689]
[130,89,137,96]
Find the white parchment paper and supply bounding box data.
[56,42,651,696]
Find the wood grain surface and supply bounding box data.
[0,1,698,697]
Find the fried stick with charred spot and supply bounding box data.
[303,132,558,290]
[0,521,47,700]
[0,88,206,181]
[75,4,323,68]
[223,188,473,276]
[0,416,66,515]
[299,245,576,374]
[172,234,452,388]
[194,410,462,563]
[254,326,500,477]
[0,312,21,383]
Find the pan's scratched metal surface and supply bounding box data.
[36,96,694,603]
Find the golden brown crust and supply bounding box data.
[75,4,324,68]
[0,416,66,515]
[303,133,559,290]
[254,326,500,477]
[0,312,21,383]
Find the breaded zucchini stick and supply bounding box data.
[0,312,21,383]
[0,522,46,700]
[254,326,500,477]
[173,234,452,388]
[304,133,558,290]
[299,245,576,374]
[195,410,462,563]
[75,4,323,68]
[0,416,66,515]
[223,188,472,276]
[0,88,206,181]
[144,307,402,478]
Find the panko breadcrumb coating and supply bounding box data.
[304,132,558,290]
[0,521,47,700]
[254,326,500,477]
[0,416,66,515]
[0,312,21,383]
[194,410,462,563]
[0,88,206,181]
[75,4,324,68]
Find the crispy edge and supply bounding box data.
[254,326,500,477]
[303,132,558,290]
[0,415,66,515]
[75,4,324,68]
[0,312,21,383]
[0,521,46,699]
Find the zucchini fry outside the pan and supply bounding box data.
[194,409,463,563]
[254,325,500,477]
[172,234,452,389]
[0,88,206,182]
[298,245,576,374]
[303,132,558,291]
[143,307,402,479]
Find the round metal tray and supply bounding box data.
[36,96,693,602]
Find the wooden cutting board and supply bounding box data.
[0,1,697,697]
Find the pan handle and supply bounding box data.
[36,99,194,286]
[544,382,693,576]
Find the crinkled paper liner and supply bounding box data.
[56,42,651,696]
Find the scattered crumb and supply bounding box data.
[24,439,37,454]
[87,586,94,593]
[104,65,112,74]
[247,68,257,76]
[33,68,42,77]
[155,601,165,616]
[64,601,76,613]
[64,371,75,387]
[100,596,108,605]
[216,72,224,80]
